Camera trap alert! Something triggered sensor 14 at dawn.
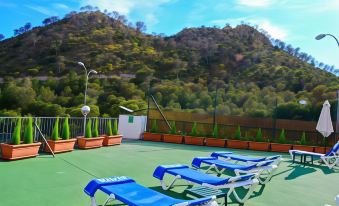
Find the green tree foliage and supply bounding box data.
[278,129,286,144]
[85,119,92,138]
[12,117,21,145]
[61,117,70,140]
[150,119,158,133]
[92,118,99,137]
[106,119,113,136]
[113,119,118,135]
[234,125,241,140]
[190,122,198,136]
[0,11,337,120]
[300,131,307,145]
[169,121,177,134]
[212,124,219,138]
[24,117,33,144]
[51,117,59,141]
[255,128,264,142]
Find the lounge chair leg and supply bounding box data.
[90,197,97,206]
[160,175,181,190]
[228,179,259,203]
[103,194,116,206]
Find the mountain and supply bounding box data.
[0,10,338,120]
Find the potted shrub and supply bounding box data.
[205,124,226,147]
[143,119,162,142]
[227,125,249,149]
[270,129,292,152]
[103,119,123,146]
[184,122,205,146]
[163,121,183,144]
[292,131,314,152]
[1,117,42,160]
[77,118,104,149]
[44,117,76,153]
[248,128,270,151]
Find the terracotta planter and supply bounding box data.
[205,138,226,147]
[163,134,183,144]
[184,136,205,146]
[44,139,76,153]
[103,135,123,146]
[227,139,249,149]
[248,141,270,151]
[77,136,104,149]
[143,132,162,142]
[314,146,326,154]
[1,142,42,160]
[270,143,292,153]
[292,145,314,152]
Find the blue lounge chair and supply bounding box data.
[192,157,278,184]
[289,141,339,169]
[153,164,259,203]
[84,176,219,206]
[211,151,281,165]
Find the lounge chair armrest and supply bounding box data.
[84,176,134,197]
[153,164,189,180]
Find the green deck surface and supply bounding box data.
[0,140,338,206]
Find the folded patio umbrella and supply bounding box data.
[316,100,334,146]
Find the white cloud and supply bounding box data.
[53,3,70,10]
[237,0,273,7]
[211,17,288,40]
[79,0,175,28]
[80,0,173,15]
[25,5,56,16]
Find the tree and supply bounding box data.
[113,119,118,135]
[12,118,21,145]
[61,117,70,140]
[51,117,59,141]
[135,21,146,33]
[24,117,33,144]
[85,119,92,138]
[42,16,59,25]
[106,120,113,136]
[234,125,241,140]
[92,118,99,137]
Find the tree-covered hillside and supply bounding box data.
[0,8,338,120]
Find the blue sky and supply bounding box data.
[1,0,339,69]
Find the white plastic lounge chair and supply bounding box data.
[211,151,282,166]
[289,141,339,169]
[153,164,259,204]
[84,176,219,206]
[192,157,278,184]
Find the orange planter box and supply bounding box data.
[44,139,76,153]
[270,143,292,153]
[103,135,123,146]
[184,136,205,146]
[163,134,183,144]
[77,136,104,149]
[205,138,226,147]
[227,140,249,149]
[292,145,314,152]
[143,132,162,142]
[1,142,42,160]
[248,141,270,151]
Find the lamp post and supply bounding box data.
[315,34,339,46]
[78,62,98,136]
[316,34,339,142]
[213,85,218,128]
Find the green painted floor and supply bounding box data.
[0,140,338,206]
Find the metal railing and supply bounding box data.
[0,117,118,144]
[148,119,336,146]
